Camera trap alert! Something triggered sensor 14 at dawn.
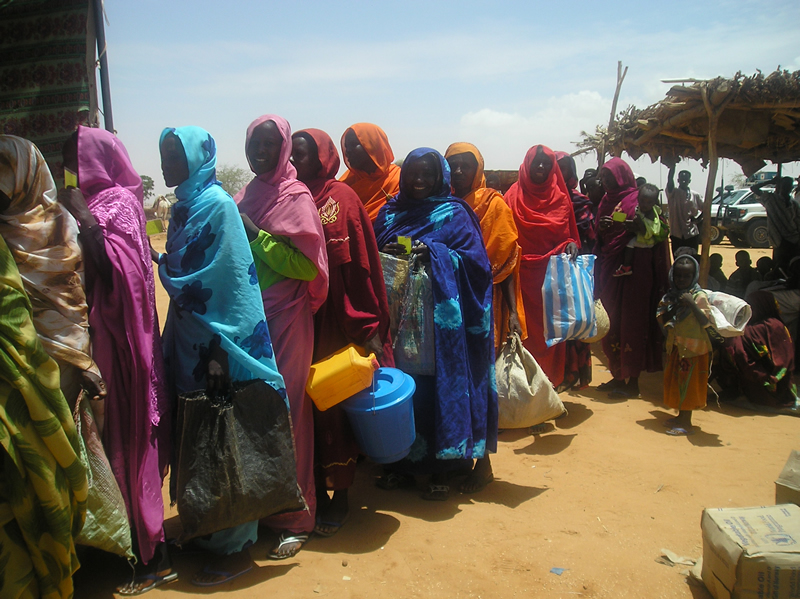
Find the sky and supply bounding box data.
[101,0,800,197]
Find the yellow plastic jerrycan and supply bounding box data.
[306,344,379,411]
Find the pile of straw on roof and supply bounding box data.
[577,69,800,176]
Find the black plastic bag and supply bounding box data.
[175,380,305,541]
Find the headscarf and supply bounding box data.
[235,115,328,313]
[375,148,496,460]
[504,144,579,265]
[0,233,88,599]
[0,134,97,378]
[158,126,286,394]
[77,126,168,564]
[339,123,401,221]
[295,128,394,363]
[444,142,527,348]
[595,157,640,258]
[76,125,143,203]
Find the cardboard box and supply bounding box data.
[776,451,800,507]
[701,504,800,599]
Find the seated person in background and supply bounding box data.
[635,176,647,187]
[745,256,777,298]
[726,250,759,298]
[614,184,668,277]
[707,253,727,291]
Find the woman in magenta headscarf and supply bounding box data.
[505,145,579,388]
[59,127,172,591]
[235,115,328,559]
[594,157,670,398]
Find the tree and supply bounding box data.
[216,164,252,197]
[141,175,155,205]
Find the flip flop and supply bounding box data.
[376,471,415,490]
[608,388,641,399]
[191,563,252,587]
[268,532,309,560]
[666,427,695,436]
[117,571,178,595]
[314,513,350,538]
[421,483,449,501]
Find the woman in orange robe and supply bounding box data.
[445,142,527,493]
[339,123,401,221]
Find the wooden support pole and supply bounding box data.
[598,61,628,168]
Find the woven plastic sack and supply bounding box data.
[393,255,436,375]
[73,393,134,558]
[496,334,566,429]
[175,379,305,541]
[581,299,610,344]
[542,253,597,347]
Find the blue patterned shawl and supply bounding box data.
[374,148,497,459]
[157,126,285,397]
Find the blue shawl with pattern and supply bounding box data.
[157,126,286,397]
[374,147,497,459]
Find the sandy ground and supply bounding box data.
[73,238,796,599]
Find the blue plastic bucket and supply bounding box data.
[341,367,416,464]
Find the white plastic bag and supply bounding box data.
[496,334,567,429]
[705,290,752,337]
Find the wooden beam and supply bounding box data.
[599,61,628,168]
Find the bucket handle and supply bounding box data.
[371,370,377,415]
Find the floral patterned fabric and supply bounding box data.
[374,147,496,462]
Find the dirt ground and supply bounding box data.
[74,238,797,599]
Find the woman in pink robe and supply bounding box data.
[60,127,171,590]
[235,114,329,559]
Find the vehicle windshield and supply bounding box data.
[715,189,750,205]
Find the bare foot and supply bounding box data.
[314,489,349,537]
[460,457,494,493]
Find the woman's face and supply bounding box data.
[290,136,321,184]
[447,152,478,199]
[404,155,438,201]
[247,120,283,176]
[343,129,377,174]
[600,168,618,192]
[556,156,573,182]
[528,149,553,185]
[160,134,190,188]
[673,260,695,291]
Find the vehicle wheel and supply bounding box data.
[709,225,722,245]
[727,233,748,248]
[745,220,770,248]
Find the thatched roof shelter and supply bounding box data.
[578,69,800,176]
[577,68,800,283]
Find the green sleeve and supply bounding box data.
[250,230,318,288]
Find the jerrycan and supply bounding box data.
[306,344,379,411]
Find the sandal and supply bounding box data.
[268,532,309,560]
[421,483,449,501]
[376,471,414,490]
[117,571,178,595]
[596,380,622,392]
[666,427,695,436]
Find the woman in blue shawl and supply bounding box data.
[157,127,286,587]
[374,148,497,500]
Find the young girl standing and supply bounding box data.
[656,255,716,435]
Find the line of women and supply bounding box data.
[0,116,667,596]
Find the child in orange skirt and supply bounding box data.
[656,255,717,435]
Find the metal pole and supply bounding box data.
[91,0,113,132]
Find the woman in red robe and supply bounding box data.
[505,145,579,387]
[292,127,393,537]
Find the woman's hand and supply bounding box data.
[206,337,230,394]
[410,242,431,263]
[58,187,95,225]
[381,242,408,256]
[81,370,107,401]
[507,312,523,338]
[565,242,579,261]
[364,333,384,360]
[149,238,160,263]
[240,213,260,243]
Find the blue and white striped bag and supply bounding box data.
[542,254,597,347]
